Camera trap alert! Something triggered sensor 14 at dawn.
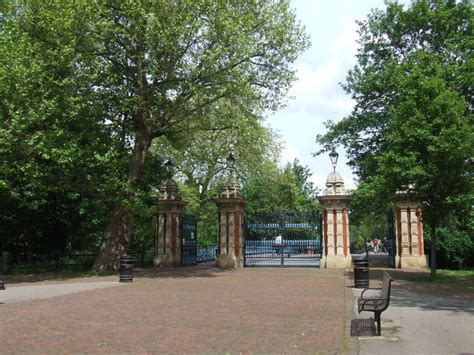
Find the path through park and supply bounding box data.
[0,266,351,353]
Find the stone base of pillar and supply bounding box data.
[154,255,178,267]
[216,254,243,269]
[399,255,427,269]
[325,255,352,269]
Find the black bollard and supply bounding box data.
[119,254,133,283]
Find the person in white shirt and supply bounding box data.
[274,235,283,255]
[274,235,282,245]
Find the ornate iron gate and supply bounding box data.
[180,214,197,266]
[244,211,322,267]
[386,208,396,268]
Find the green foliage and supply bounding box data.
[317,0,473,277]
[437,225,474,269]
[0,0,309,268]
[0,0,127,255]
[179,183,219,245]
[289,159,320,210]
[242,160,319,214]
[425,206,474,269]
[351,235,366,252]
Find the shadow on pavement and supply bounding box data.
[134,263,234,279]
[1,262,233,285]
[390,288,474,314]
[348,267,474,315]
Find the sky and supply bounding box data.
[266,0,410,191]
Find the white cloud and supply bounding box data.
[279,142,300,166]
[292,59,342,93]
[267,0,411,193]
[329,19,359,58]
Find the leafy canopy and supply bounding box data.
[317,0,473,215]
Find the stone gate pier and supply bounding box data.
[318,171,352,268]
[153,178,185,267]
[215,175,245,269]
[395,192,427,268]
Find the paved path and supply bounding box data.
[351,270,474,355]
[5,266,471,354]
[1,281,123,304]
[0,266,351,353]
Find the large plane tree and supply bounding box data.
[1,1,309,271]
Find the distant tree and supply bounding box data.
[153,109,281,245]
[242,160,318,214]
[317,0,473,279]
[154,111,281,211]
[289,159,319,210]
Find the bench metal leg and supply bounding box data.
[374,312,381,336]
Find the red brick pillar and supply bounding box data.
[318,171,352,268]
[215,176,245,269]
[154,179,185,267]
[395,195,426,268]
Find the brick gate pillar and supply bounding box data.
[215,176,246,269]
[395,192,426,268]
[153,179,185,267]
[318,171,352,268]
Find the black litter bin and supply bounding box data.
[353,257,369,288]
[119,254,133,283]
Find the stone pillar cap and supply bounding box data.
[321,170,348,196]
[220,175,242,199]
[158,178,182,201]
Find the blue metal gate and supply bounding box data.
[244,211,322,267]
[180,214,198,266]
[386,208,396,268]
[180,214,217,266]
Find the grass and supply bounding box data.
[400,268,474,284]
[436,269,474,277]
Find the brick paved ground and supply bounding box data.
[0,266,352,353]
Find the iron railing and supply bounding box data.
[0,251,155,274]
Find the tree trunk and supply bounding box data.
[430,221,437,281]
[94,130,152,272]
[93,206,131,272]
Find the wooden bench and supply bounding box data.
[358,272,393,336]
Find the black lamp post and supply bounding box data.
[164,159,175,177]
[329,147,339,171]
[226,153,236,173]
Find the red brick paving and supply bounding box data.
[0,266,351,353]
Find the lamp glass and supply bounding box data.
[164,159,175,175]
[226,153,236,169]
[329,148,339,166]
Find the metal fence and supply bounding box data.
[197,245,217,263]
[244,239,321,267]
[244,210,322,267]
[0,251,155,274]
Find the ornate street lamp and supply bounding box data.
[226,152,236,172]
[329,147,339,171]
[164,158,175,177]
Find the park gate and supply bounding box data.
[180,214,197,266]
[180,214,217,266]
[386,208,396,268]
[244,211,322,267]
